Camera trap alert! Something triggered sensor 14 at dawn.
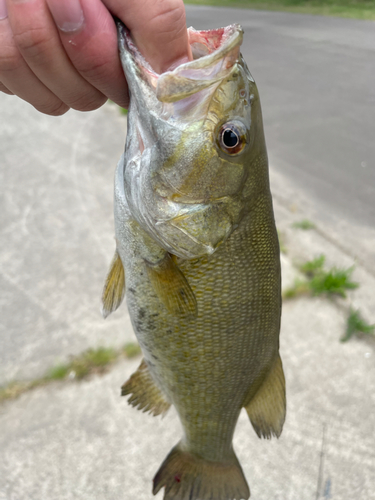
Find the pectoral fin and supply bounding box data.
[122,359,171,417]
[145,253,197,318]
[101,250,125,319]
[244,354,286,439]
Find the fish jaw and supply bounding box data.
[117,22,261,259]
[156,25,243,103]
[117,22,243,114]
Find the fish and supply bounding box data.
[101,21,286,500]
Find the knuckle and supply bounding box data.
[36,100,69,116]
[0,83,13,95]
[77,56,112,81]
[0,48,23,73]
[69,93,107,112]
[13,26,54,58]
[151,1,186,33]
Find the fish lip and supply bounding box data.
[157,25,243,103]
[117,21,243,71]
[117,21,244,102]
[117,21,159,86]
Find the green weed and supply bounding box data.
[277,230,287,254]
[70,347,118,379]
[283,279,310,299]
[0,381,30,402]
[341,309,375,342]
[293,219,316,230]
[48,365,70,380]
[310,267,358,298]
[299,255,325,277]
[0,343,141,404]
[123,342,142,358]
[284,255,358,299]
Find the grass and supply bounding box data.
[310,267,358,297]
[0,343,141,405]
[341,309,375,342]
[277,230,287,254]
[293,219,316,230]
[48,347,118,381]
[184,0,375,20]
[283,279,310,298]
[123,342,142,358]
[299,254,325,276]
[283,254,359,299]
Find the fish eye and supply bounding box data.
[222,128,239,148]
[217,121,247,155]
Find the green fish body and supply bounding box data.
[102,22,286,500]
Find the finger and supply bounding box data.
[7,0,107,111]
[102,0,192,73]
[0,10,68,114]
[46,0,128,108]
[0,81,14,94]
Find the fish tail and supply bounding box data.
[153,442,250,500]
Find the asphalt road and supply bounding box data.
[185,6,375,273]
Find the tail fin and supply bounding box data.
[153,442,250,500]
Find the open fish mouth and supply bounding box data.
[117,22,243,104]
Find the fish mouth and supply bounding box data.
[117,22,243,104]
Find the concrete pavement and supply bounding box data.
[0,241,374,499]
[0,95,374,498]
[0,7,374,500]
[0,96,135,386]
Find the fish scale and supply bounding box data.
[101,21,286,500]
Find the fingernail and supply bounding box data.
[0,0,8,21]
[47,0,84,33]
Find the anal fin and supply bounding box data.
[145,253,197,318]
[245,354,286,439]
[101,249,125,319]
[122,359,171,417]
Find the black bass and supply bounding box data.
[102,22,286,500]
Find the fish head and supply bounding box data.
[117,23,268,259]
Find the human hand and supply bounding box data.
[0,0,191,115]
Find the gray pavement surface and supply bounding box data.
[0,263,374,500]
[0,6,375,500]
[185,6,375,274]
[0,99,136,385]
